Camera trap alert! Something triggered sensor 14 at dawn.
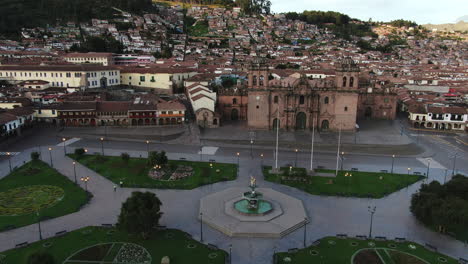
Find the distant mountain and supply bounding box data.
[456,15,468,23]
[423,21,468,32]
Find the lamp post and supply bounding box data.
[229,244,232,264]
[80,176,90,191]
[199,144,203,161]
[335,124,342,176]
[260,153,264,167]
[6,152,12,172]
[340,151,345,171]
[250,140,254,157]
[444,169,448,184]
[146,140,150,157]
[391,155,395,174]
[294,149,298,167]
[303,217,308,248]
[200,212,204,242]
[426,158,430,180]
[36,210,43,240]
[62,137,67,155]
[452,153,457,176]
[236,152,240,177]
[100,137,104,155]
[345,172,352,194]
[48,147,53,167]
[73,161,77,184]
[368,206,376,239]
[407,167,411,176]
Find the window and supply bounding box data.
[129,76,132,80]
[140,76,146,82]
[349,77,354,87]
[253,75,257,86]
[344,106,348,111]
[299,95,305,105]
[52,110,56,115]
[324,97,329,104]
[274,96,278,103]
[259,75,264,86]
[342,76,347,87]
[233,98,237,104]
[66,73,71,77]
[38,109,42,114]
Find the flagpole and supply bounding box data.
[275,110,279,170]
[310,116,315,171]
[335,123,342,176]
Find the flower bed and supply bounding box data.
[115,243,151,263]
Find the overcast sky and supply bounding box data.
[271,0,467,24]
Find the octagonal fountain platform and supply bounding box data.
[199,187,307,238]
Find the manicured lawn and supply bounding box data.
[0,160,89,232]
[0,226,226,264]
[275,236,458,264]
[69,154,237,189]
[263,166,423,198]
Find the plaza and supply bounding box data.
[0,124,467,263]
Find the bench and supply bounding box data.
[15,242,28,248]
[209,159,216,162]
[425,243,437,252]
[55,230,67,237]
[101,224,113,228]
[179,157,186,160]
[351,168,359,171]
[395,237,406,242]
[207,243,218,250]
[287,248,298,253]
[375,236,386,241]
[355,235,367,240]
[336,234,348,238]
[380,170,388,173]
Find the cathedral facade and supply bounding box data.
[217,58,397,131]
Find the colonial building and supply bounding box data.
[186,83,219,128]
[0,65,120,89]
[408,104,467,132]
[63,52,114,66]
[217,58,398,131]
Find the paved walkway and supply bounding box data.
[0,146,467,264]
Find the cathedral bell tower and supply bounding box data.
[248,57,269,89]
[335,57,360,90]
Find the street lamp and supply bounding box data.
[36,210,43,240]
[84,148,88,154]
[444,169,448,184]
[6,152,12,172]
[48,147,53,167]
[391,155,395,174]
[426,158,430,180]
[236,152,240,178]
[294,149,298,167]
[80,176,90,191]
[303,217,308,248]
[146,140,150,157]
[229,244,232,264]
[407,167,411,176]
[250,140,254,157]
[200,212,204,242]
[345,172,352,193]
[62,137,67,155]
[368,206,376,238]
[340,151,345,171]
[73,161,77,184]
[260,153,264,167]
[100,137,105,155]
[289,166,292,174]
[452,153,457,176]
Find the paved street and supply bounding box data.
[0,134,467,263]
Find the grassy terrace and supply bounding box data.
[275,236,457,264]
[0,226,226,263]
[0,160,89,231]
[69,154,237,189]
[263,167,423,198]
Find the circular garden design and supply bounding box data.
[0,185,64,216]
[64,242,151,264]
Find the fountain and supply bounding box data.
[233,176,273,216]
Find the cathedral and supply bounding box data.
[217,58,397,131]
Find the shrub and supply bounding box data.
[27,252,55,264]
[121,153,130,163]
[31,152,40,161]
[74,148,86,157]
[95,153,107,162]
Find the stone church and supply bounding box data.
[217,57,397,131]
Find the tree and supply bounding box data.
[148,151,168,167]
[117,192,163,239]
[31,152,40,161]
[27,252,55,264]
[121,152,130,163]
[74,148,86,158]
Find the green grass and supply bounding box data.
[1,226,226,264]
[69,154,237,189]
[189,20,209,37]
[0,160,89,231]
[275,237,457,264]
[263,167,423,198]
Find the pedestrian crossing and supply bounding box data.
[417,158,446,169]
[198,146,218,155]
[57,138,81,147]
[0,152,20,156]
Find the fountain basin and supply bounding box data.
[234,199,273,216]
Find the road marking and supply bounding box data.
[417,158,446,169]
[0,152,20,156]
[57,138,81,147]
[198,146,218,155]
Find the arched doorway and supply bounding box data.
[132,119,137,126]
[171,118,176,125]
[414,122,420,128]
[272,118,280,130]
[231,109,239,121]
[321,120,329,131]
[295,112,307,130]
[365,107,372,119]
[100,77,107,89]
